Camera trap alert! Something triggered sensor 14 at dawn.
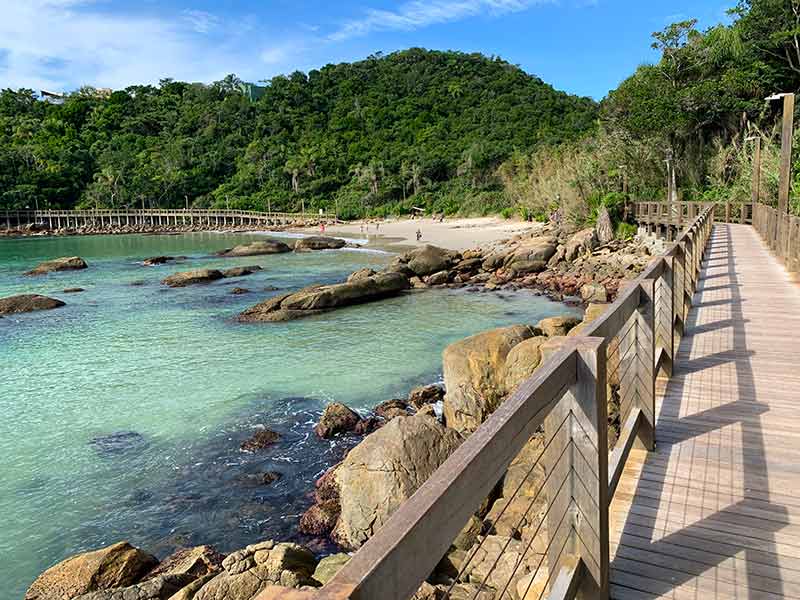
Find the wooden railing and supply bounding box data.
[262,207,715,600]
[635,201,752,229]
[752,202,800,273]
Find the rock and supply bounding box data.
[74,574,195,600]
[453,257,483,272]
[332,414,462,549]
[503,337,547,392]
[353,416,382,435]
[237,472,282,486]
[425,270,450,286]
[374,399,411,421]
[299,500,340,536]
[230,288,250,295]
[314,465,341,503]
[509,236,557,265]
[483,495,546,539]
[564,228,597,262]
[536,315,581,337]
[347,268,376,283]
[142,256,175,266]
[407,245,457,276]
[595,207,614,244]
[580,282,607,303]
[314,403,362,438]
[240,429,280,452]
[222,266,262,278]
[442,325,536,436]
[218,241,291,257]
[515,567,549,600]
[311,554,350,586]
[460,535,541,591]
[251,587,319,600]
[435,583,494,600]
[63,287,85,293]
[294,236,346,251]
[408,384,445,409]
[26,256,88,275]
[143,546,224,582]
[453,515,483,551]
[411,582,442,600]
[25,541,158,600]
[167,573,217,600]
[409,276,428,289]
[508,260,547,276]
[89,431,147,456]
[162,269,224,287]
[238,272,409,322]
[502,436,545,499]
[0,294,65,315]
[194,541,317,600]
[416,404,437,419]
[568,302,609,337]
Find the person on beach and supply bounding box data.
[416,229,422,242]
[320,222,325,233]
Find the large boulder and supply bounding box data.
[311,554,350,586]
[142,546,224,581]
[26,256,88,275]
[238,272,409,322]
[73,574,194,600]
[298,500,340,536]
[536,315,581,337]
[194,541,317,600]
[408,383,445,409]
[503,336,548,393]
[161,269,223,287]
[315,403,361,438]
[0,294,65,315]
[222,266,262,278]
[294,236,346,251]
[218,241,291,257]
[332,414,462,549]
[508,236,557,266]
[25,541,158,600]
[406,245,458,277]
[580,282,607,303]
[442,325,536,435]
[564,228,597,262]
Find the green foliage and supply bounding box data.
[615,221,638,240]
[0,50,597,216]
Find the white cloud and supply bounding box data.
[183,9,220,34]
[0,0,240,91]
[327,0,549,41]
[260,46,290,65]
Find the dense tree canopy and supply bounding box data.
[0,49,597,217]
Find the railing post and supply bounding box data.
[635,279,656,451]
[545,338,609,600]
[655,258,674,380]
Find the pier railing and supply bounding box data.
[263,207,714,600]
[752,202,800,273]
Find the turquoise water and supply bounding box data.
[0,232,579,599]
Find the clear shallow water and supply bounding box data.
[0,233,579,599]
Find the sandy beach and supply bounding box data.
[297,216,542,251]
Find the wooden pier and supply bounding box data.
[1,208,333,231]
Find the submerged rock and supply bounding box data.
[0,294,65,315]
[230,287,250,295]
[218,241,291,257]
[25,541,157,600]
[315,403,361,438]
[240,429,281,452]
[142,256,175,266]
[26,256,88,275]
[162,269,224,287]
[238,272,409,322]
[222,266,262,278]
[294,236,346,251]
[62,287,85,293]
[89,431,147,456]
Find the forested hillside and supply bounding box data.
[0,49,597,217]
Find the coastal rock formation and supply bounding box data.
[240,429,281,452]
[405,244,458,276]
[311,554,350,586]
[535,315,580,338]
[596,207,615,244]
[580,282,607,303]
[25,541,158,600]
[298,500,340,536]
[73,574,195,600]
[564,228,597,262]
[161,269,224,287]
[442,325,536,436]
[142,256,177,266]
[230,287,250,295]
[221,266,262,278]
[194,541,317,600]
[26,256,88,275]
[142,545,224,581]
[238,272,409,322]
[0,294,65,315]
[408,383,445,408]
[503,336,548,392]
[218,241,291,257]
[374,399,411,421]
[347,268,376,282]
[63,287,85,293]
[294,236,346,251]
[314,403,362,438]
[332,413,462,550]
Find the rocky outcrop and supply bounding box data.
[240,429,280,452]
[580,282,607,303]
[404,245,458,277]
[298,500,340,536]
[564,228,597,262]
[314,403,362,438]
[536,315,581,337]
[311,554,350,586]
[221,266,262,278]
[194,541,317,600]
[238,272,409,322]
[347,268,376,282]
[25,541,158,600]
[161,269,223,287]
[0,294,65,315]
[142,256,176,266]
[218,241,291,257]
[63,287,85,293]
[142,546,223,582]
[26,256,88,275]
[374,399,411,421]
[442,325,536,436]
[294,236,346,251]
[73,575,194,600]
[332,414,462,549]
[408,384,445,409]
[503,336,548,393]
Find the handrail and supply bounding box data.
[259,206,715,600]
[752,202,800,273]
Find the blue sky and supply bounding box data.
[0,0,733,99]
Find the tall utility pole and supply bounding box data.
[767,93,795,215]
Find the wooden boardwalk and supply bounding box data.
[609,223,800,599]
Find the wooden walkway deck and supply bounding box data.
[609,223,800,599]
